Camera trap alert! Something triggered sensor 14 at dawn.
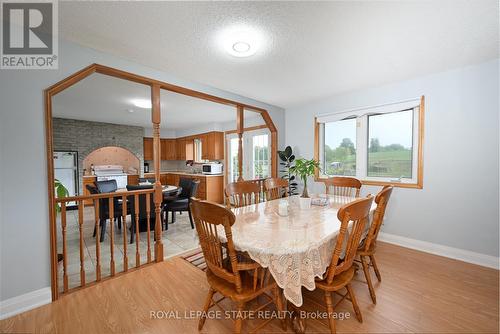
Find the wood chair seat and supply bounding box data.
[206,269,277,303]
[315,266,355,291]
[357,240,376,256]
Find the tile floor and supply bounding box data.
[56,206,199,291]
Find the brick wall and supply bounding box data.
[53,118,144,194]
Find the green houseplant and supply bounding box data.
[290,158,320,200]
[277,146,298,196]
[54,178,69,213]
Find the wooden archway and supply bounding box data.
[45,63,278,300]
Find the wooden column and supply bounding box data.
[237,105,244,181]
[260,111,278,178]
[151,84,164,262]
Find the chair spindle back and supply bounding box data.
[325,195,374,284]
[323,177,362,198]
[264,178,289,201]
[362,186,393,252]
[225,180,262,208]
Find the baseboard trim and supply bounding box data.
[379,232,500,270]
[0,287,51,320]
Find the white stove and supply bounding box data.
[94,165,128,189]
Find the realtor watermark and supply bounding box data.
[1,0,58,69]
[150,310,351,321]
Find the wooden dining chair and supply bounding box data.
[264,178,289,201]
[356,186,393,304]
[310,195,374,334]
[322,177,362,197]
[225,180,262,208]
[190,198,286,333]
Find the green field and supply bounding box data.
[325,149,412,178]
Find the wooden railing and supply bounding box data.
[55,188,158,295]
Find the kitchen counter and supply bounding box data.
[83,171,224,203]
[144,171,223,177]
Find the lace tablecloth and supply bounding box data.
[226,195,375,307]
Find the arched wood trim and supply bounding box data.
[45,63,278,301]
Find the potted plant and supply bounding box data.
[54,179,69,213]
[54,179,69,263]
[277,146,298,196]
[290,158,320,209]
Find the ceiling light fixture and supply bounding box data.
[127,109,134,113]
[217,25,264,58]
[232,41,251,53]
[131,99,151,109]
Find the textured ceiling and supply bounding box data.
[52,73,261,130]
[59,1,499,108]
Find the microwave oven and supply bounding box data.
[202,163,223,175]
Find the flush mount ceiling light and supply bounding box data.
[131,99,151,109]
[126,109,134,113]
[217,25,265,58]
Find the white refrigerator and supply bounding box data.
[54,151,79,207]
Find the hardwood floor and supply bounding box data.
[1,242,498,333]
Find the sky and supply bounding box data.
[325,110,413,149]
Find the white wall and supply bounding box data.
[0,40,285,302]
[285,59,499,257]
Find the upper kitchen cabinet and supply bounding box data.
[161,138,176,160]
[176,139,186,160]
[176,138,194,160]
[158,89,236,161]
[203,131,224,160]
[143,137,154,160]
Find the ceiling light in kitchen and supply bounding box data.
[131,99,151,109]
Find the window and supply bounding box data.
[315,97,424,188]
[226,129,271,182]
[228,137,240,182]
[368,110,413,178]
[194,138,202,162]
[251,133,270,179]
[323,118,357,176]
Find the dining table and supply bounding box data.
[227,194,377,331]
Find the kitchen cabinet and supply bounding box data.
[166,173,179,186]
[143,138,153,160]
[127,174,139,186]
[194,131,224,161]
[148,131,223,162]
[83,176,96,206]
[161,139,176,160]
[206,132,224,160]
[176,139,186,160]
[165,173,223,203]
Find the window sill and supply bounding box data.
[314,176,423,189]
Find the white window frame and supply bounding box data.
[226,134,240,182]
[225,128,271,181]
[316,97,424,188]
[247,128,271,180]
